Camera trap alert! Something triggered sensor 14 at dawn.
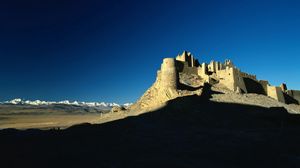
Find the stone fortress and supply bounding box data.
[129,51,300,111]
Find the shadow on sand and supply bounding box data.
[1,84,300,168]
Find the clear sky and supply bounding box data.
[0,0,299,103]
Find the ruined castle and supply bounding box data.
[130,51,300,111]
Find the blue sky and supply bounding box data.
[0,0,299,103]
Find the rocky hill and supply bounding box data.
[128,51,300,114]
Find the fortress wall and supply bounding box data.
[259,80,269,95]
[217,67,248,93]
[176,55,185,62]
[191,55,194,67]
[242,77,266,94]
[161,58,179,89]
[184,67,198,74]
[215,62,219,72]
[208,61,216,73]
[214,61,223,72]
[224,59,234,68]
[219,62,225,70]
[199,63,207,76]
[197,67,204,76]
[280,83,288,92]
[239,71,257,81]
[238,70,266,94]
[234,69,248,93]
[267,86,285,103]
[292,90,300,102]
[178,61,198,75]
[287,90,300,104]
[217,68,235,91]
[175,51,197,67]
[198,63,210,82]
[209,62,263,94]
[236,77,248,93]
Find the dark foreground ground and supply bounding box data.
[1,88,300,168]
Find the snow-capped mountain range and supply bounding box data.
[1,98,132,108]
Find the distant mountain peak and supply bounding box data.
[2,98,132,108]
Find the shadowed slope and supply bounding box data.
[1,85,300,168]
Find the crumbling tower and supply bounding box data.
[176,51,197,67]
[160,58,179,89]
[280,83,287,92]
